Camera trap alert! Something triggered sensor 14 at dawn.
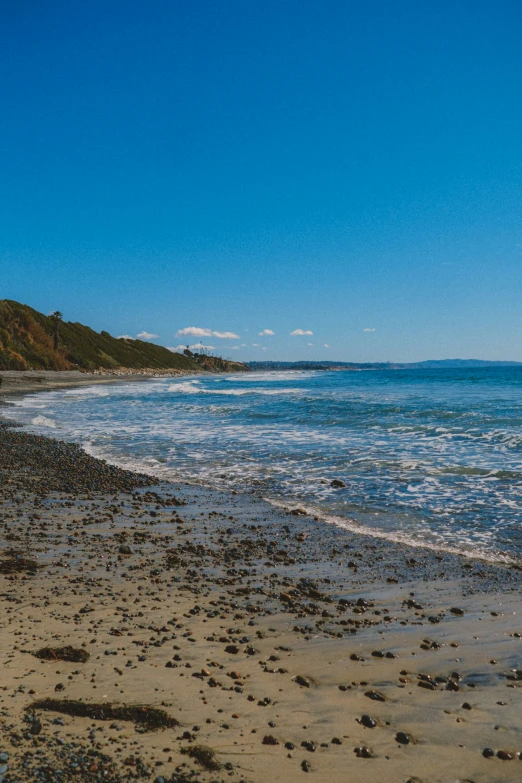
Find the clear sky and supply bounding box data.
[1,1,521,362]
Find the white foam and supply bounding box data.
[266,499,518,565]
[31,415,57,428]
[167,383,297,397]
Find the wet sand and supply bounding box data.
[1,421,522,783]
[0,370,190,397]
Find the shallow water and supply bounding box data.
[6,367,522,563]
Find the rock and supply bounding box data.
[418,680,437,691]
[450,607,465,615]
[301,759,311,772]
[354,746,373,758]
[301,741,316,752]
[360,715,377,729]
[482,748,495,758]
[396,732,410,744]
[262,735,279,745]
[331,479,346,488]
[290,508,307,516]
[225,645,239,654]
[365,690,386,702]
[294,675,311,688]
[497,750,513,760]
[119,545,133,555]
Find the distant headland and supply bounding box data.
[247,359,522,371]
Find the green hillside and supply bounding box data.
[0,300,248,373]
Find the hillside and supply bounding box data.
[0,300,249,373]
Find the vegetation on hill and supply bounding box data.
[0,300,249,373]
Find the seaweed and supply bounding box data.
[27,699,178,730]
[181,745,222,771]
[33,645,90,663]
[0,557,40,574]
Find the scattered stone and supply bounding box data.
[294,675,311,688]
[365,690,386,702]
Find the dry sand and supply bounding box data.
[0,417,521,783]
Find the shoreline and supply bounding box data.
[0,369,201,398]
[3,373,517,570]
[0,406,521,781]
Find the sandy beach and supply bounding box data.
[1,403,522,783]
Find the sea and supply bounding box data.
[5,367,522,564]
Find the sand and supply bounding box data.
[0,370,191,397]
[0,412,521,783]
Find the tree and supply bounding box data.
[51,311,63,351]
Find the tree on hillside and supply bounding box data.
[51,311,63,351]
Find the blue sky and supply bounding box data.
[1,1,521,362]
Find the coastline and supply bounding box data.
[0,369,197,397]
[0,409,521,781]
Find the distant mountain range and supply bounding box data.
[0,300,249,373]
[248,359,522,371]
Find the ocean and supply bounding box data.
[5,367,522,564]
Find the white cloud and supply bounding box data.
[213,330,240,339]
[324,343,330,348]
[240,343,247,347]
[258,329,275,336]
[307,342,313,346]
[137,331,159,340]
[290,328,313,336]
[176,326,239,339]
[363,328,376,332]
[230,346,239,350]
[117,335,134,340]
[177,327,212,337]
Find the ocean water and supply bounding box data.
[5,367,522,563]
